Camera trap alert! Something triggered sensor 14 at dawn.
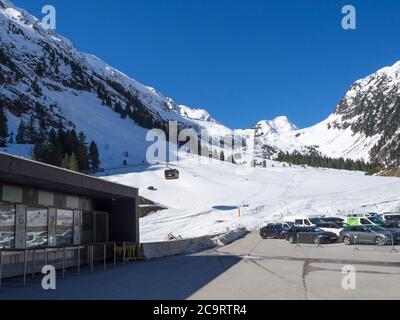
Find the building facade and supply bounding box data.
[0,152,139,251]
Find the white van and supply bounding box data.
[291,215,323,227]
[381,213,400,222]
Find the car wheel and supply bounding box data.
[343,236,352,245]
[375,236,386,246]
[288,235,295,244]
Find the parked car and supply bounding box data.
[260,223,290,239]
[345,213,386,226]
[339,225,400,246]
[285,226,338,244]
[320,217,345,224]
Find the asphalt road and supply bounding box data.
[1,232,400,300]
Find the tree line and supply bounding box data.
[276,151,381,175]
[26,125,101,172]
[1,107,101,172]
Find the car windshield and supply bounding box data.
[369,216,385,224]
[275,224,283,229]
[309,218,322,224]
[369,225,385,232]
[313,228,323,232]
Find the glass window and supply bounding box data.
[26,207,48,248]
[95,212,108,242]
[2,185,22,203]
[81,211,93,243]
[66,195,79,209]
[56,209,73,246]
[0,203,15,248]
[80,198,93,211]
[361,218,372,225]
[38,191,54,207]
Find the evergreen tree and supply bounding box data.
[76,131,89,171]
[8,132,14,144]
[88,141,100,171]
[0,103,8,147]
[220,151,225,161]
[16,120,26,144]
[61,153,79,171]
[25,114,37,144]
[42,129,63,166]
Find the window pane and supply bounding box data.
[0,203,15,248]
[2,185,22,203]
[38,191,54,207]
[57,209,73,246]
[26,207,48,248]
[66,196,79,209]
[82,211,93,243]
[80,198,93,211]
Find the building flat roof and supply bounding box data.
[0,152,138,200]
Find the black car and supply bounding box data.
[320,217,345,224]
[285,226,338,244]
[260,223,290,239]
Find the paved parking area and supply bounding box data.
[191,233,400,300]
[1,232,399,300]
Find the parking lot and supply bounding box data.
[1,231,400,300]
[191,232,400,300]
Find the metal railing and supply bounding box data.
[295,232,324,249]
[350,233,399,253]
[0,241,141,288]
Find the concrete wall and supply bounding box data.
[141,228,249,260]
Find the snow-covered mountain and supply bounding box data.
[1,0,400,170]
[0,0,231,167]
[254,61,400,166]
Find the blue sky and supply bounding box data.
[12,0,400,129]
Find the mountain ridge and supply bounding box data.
[0,0,399,170]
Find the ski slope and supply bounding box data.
[101,156,400,242]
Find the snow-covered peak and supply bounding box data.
[178,105,217,123]
[376,60,400,79]
[255,116,298,135]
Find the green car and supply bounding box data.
[345,214,386,226]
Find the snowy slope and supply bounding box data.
[102,155,400,242]
[1,0,400,168]
[0,0,233,167]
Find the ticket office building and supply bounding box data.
[0,152,139,251]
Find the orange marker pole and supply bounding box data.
[238,208,241,217]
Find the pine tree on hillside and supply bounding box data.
[61,153,79,171]
[41,129,63,166]
[8,132,14,144]
[16,120,26,144]
[88,141,100,171]
[76,131,89,171]
[0,103,8,147]
[220,151,225,161]
[25,114,37,144]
